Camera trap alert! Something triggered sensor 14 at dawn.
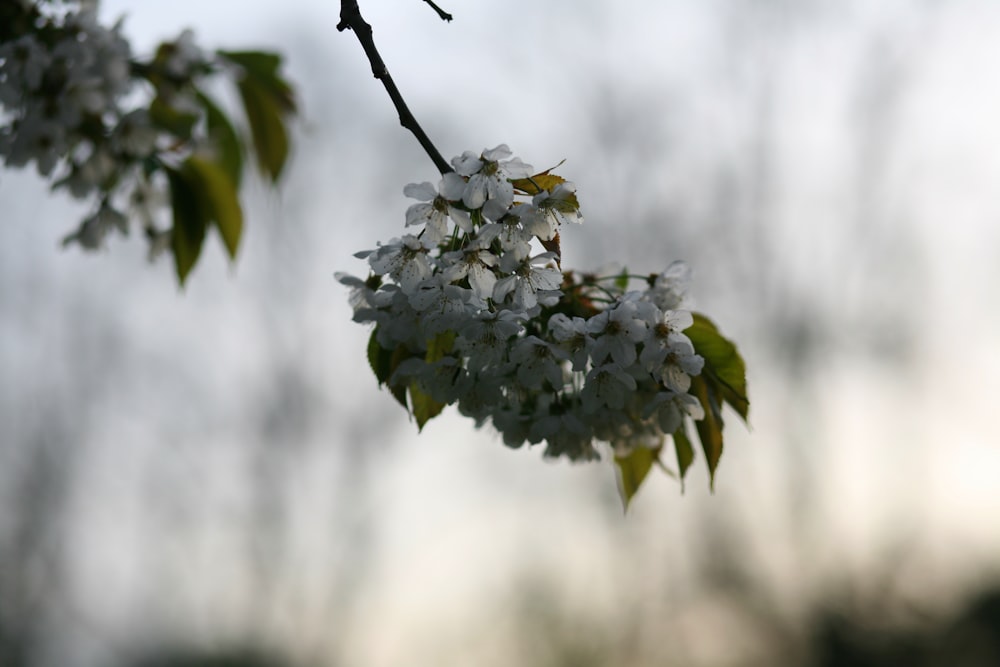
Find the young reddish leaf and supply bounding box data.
[511,162,566,195]
[165,166,207,286]
[183,155,243,260]
[540,231,561,260]
[512,172,566,195]
[614,445,661,511]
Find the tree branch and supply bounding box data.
[422,0,453,22]
[337,0,452,175]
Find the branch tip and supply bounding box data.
[422,0,453,22]
[339,0,452,174]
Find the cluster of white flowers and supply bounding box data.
[1,7,130,175]
[339,145,707,461]
[0,1,208,251]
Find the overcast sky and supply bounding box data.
[3,2,1000,666]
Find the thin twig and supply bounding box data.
[422,0,453,22]
[337,0,452,175]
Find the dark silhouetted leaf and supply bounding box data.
[166,166,207,286]
[387,344,412,409]
[673,425,695,487]
[692,376,724,490]
[368,329,390,384]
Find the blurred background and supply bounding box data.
[3,1,1000,665]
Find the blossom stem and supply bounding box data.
[571,280,618,301]
[593,273,649,283]
[337,0,453,175]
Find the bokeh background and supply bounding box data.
[3,1,1000,665]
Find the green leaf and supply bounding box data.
[367,329,408,409]
[218,50,283,79]
[388,345,411,409]
[425,330,456,362]
[691,376,724,490]
[219,49,297,113]
[511,163,566,195]
[614,445,661,511]
[410,383,445,431]
[673,425,695,488]
[183,155,243,260]
[367,328,391,385]
[236,77,290,182]
[217,51,295,107]
[166,166,207,286]
[149,95,199,138]
[686,313,750,421]
[198,91,244,188]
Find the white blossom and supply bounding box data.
[62,203,128,249]
[458,309,524,370]
[2,116,68,175]
[581,362,637,413]
[457,371,509,423]
[482,217,533,269]
[529,409,596,461]
[640,309,703,392]
[163,30,204,78]
[407,279,477,336]
[0,35,50,98]
[492,252,563,311]
[647,260,692,311]
[532,181,583,229]
[644,390,705,434]
[509,335,567,390]
[452,143,533,212]
[403,173,472,247]
[335,272,378,319]
[548,313,593,372]
[587,297,649,368]
[367,235,433,294]
[441,246,499,301]
[113,110,158,157]
[338,145,719,468]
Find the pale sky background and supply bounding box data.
[2,2,1000,666]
